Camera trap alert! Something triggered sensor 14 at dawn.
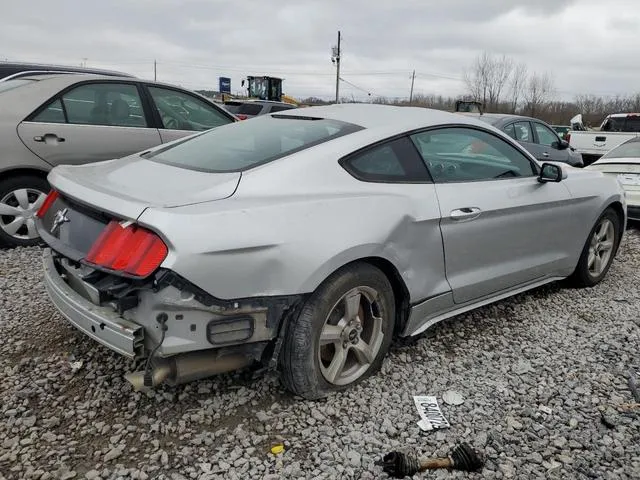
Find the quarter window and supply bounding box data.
[410,127,536,183]
[148,87,232,131]
[533,122,559,146]
[341,137,431,183]
[503,123,516,140]
[32,99,65,123]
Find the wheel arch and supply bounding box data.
[303,252,412,338]
[607,200,625,255]
[358,256,411,337]
[0,166,50,183]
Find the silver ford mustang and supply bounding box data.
[36,104,626,399]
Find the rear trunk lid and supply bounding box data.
[49,155,241,218]
[39,155,240,260]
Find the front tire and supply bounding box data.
[279,263,395,400]
[570,207,621,287]
[0,175,50,248]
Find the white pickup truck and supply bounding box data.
[568,113,640,165]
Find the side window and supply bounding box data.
[503,123,516,140]
[533,122,559,146]
[147,87,232,131]
[341,137,430,183]
[32,99,65,123]
[61,83,148,127]
[410,127,536,183]
[512,121,533,143]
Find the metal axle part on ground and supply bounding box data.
[377,443,484,478]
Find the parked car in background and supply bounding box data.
[469,114,584,167]
[0,74,236,247]
[569,113,640,165]
[0,61,134,81]
[35,104,625,399]
[552,125,571,140]
[223,99,297,120]
[587,137,640,221]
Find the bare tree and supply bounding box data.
[524,72,555,117]
[464,52,515,110]
[508,62,528,113]
[464,52,491,106]
[486,55,514,111]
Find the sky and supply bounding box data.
[2,0,640,102]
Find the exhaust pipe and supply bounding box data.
[125,350,252,391]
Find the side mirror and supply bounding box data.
[538,162,563,183]
[552,140,569,150]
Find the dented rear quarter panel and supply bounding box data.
[137,142,450,302]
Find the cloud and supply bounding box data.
[1,0,639,101]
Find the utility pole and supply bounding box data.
[409,69,415,104]
[154,60,157,81]
[332,31,341,104]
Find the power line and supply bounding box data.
[339,77,374,96]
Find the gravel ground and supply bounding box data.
[1,229,639,480]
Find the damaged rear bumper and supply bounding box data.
[42,248,302,373]
[43,248,144,358]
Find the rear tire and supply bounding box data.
[0,175,50,248]
[279,263,395,400]
[569,207,620,287]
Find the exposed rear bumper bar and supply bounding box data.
[43,248,144,358]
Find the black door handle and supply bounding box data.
[34,134,65,143]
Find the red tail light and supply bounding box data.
[85,221,168,277]
[236,114,248,120]
[565,133,571,143]
[36,190,59,218]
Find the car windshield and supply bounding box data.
[601,139,640,159]
[144,115,364,172]
[0,79,35,94]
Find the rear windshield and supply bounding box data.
[144,115,364,172]
[475,116,501,126]
[601,139,640,159]
[602,116,640,132]
[0,79,35,94]
[224,102,263,116]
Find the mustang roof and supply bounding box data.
[282,103,493,132]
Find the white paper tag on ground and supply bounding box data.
[413,396,451,431]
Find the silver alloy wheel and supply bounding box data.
[588,218,615,277]
[0,188,47,240]
[318,286,385,386]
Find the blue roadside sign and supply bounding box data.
[219,77,231,93]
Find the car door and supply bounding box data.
[410,127,575,305]
[532,121,569,163]
[18,81,161,166]
[144,85,234,143]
